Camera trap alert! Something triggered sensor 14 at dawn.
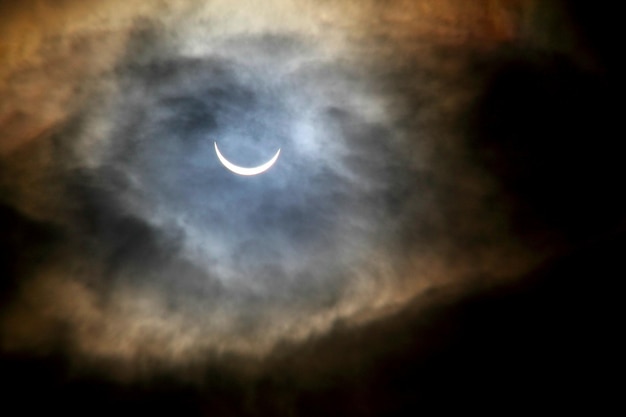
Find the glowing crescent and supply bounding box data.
[214,142,280,176]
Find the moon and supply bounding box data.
[214,142,281,176]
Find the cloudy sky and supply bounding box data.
[0,0,622,415]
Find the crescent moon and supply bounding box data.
[214,142,281,176]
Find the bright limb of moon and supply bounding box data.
[214,142,281,176]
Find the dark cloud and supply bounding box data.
[469,46,624,243]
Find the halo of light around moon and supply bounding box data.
[214,142,280,176]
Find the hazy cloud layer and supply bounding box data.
[1,0,612,380]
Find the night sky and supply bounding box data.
[1,1,622,415]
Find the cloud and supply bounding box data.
[1,0,610,389]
